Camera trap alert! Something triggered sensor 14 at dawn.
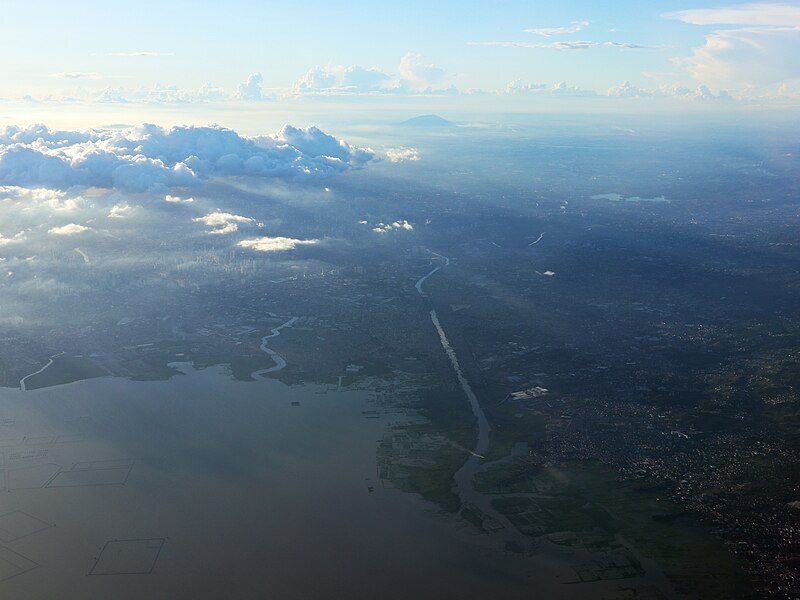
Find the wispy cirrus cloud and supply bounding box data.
[524,20,589,37]
[105,51,175,57]
[468,40,648,50]
[50,72,102,80]
[471,20,647,51]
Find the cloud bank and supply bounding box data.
[0,124,373,192]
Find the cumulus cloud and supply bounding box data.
[372,220,413,233]
[385,147,420,162]
[236,72,265,101]
[679,28,800,87]
[525,20,590,37]
[397,53,452,92]
[665,3,800,89]
[294,65,392,94]
[48,223,90,236]
[193,211,260,235]
[0,231,25,246]
[292,55,452,95]
[0,185,83,210]
[108,202,134,218]
[165,194,193,203]
[0,123,373,192]
[238,236,319,252]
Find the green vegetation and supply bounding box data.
[384,441,465,513]
[378,387,475,513]
[482,460,751,598]
[460,505,486,530]
[24,355,109,389]
[482,399,546,462]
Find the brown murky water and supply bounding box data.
[0,366,578,599]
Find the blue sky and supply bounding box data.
[1,1,799,108]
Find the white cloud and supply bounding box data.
[96,83,230,104]
[193,211,258,235]
[665,3,800,89]
[106,51,174,57]
[503,79,731,100]
[680,27,800,87]
[0,123,373,192]
[0,231,25,246]
[607,81,652,97]
[504,81,597,97]
[165,194,194,203]
[385,147,420,162]
[372,220,413,233]
[269,125,374,165]
[51,72,101,80]
[525,20,590,37]
[48,223,90,236]
[108,202,133,218]
[294,65,392,94]
[238,236,318,252]
[469,40,648,50]
[292,56,453,95]
[505,80,549,94]
[397,53,451,92]
[236,72,265,101]
[664,3,800,26]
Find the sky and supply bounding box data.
[0,0,798,325]
[1,0,799,112]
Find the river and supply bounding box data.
[414,251,527,537]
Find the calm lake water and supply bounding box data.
[0,366,574,599]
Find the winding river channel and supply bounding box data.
[415,251,523,535]
[252,316,298,378]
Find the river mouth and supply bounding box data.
[0,366,574,599]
